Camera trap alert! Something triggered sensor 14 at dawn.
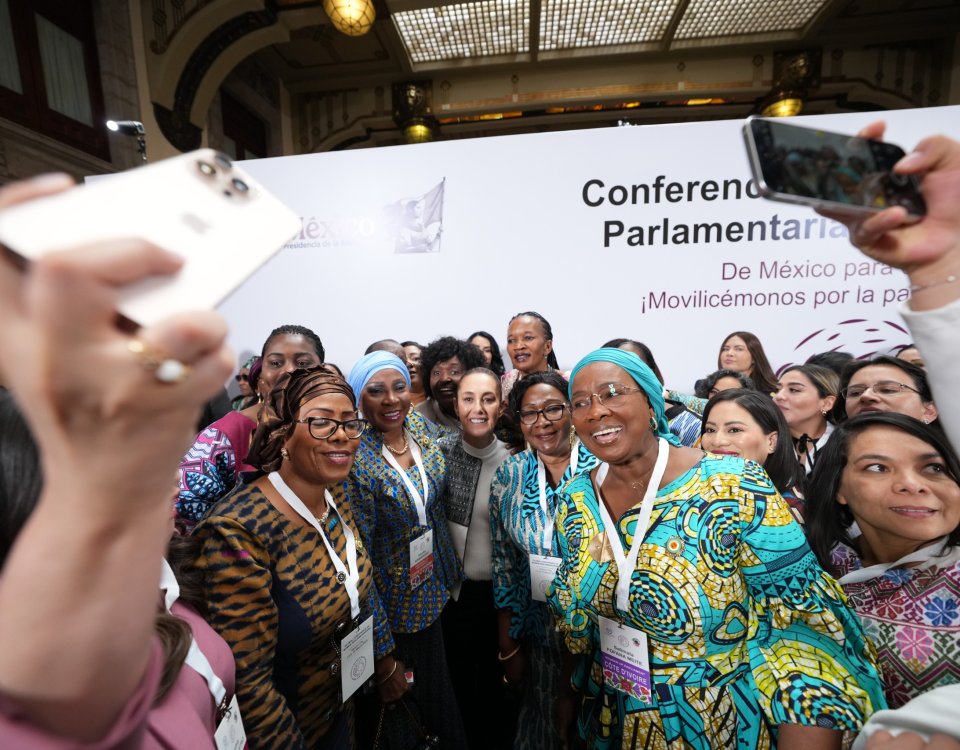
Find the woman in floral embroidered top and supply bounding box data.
[807,412,960,709]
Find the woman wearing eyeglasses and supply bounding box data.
[547,347,885,750]
[489,370,598,750]
[232,355,260,411]
[835,355,938,424]
[344,352,467,750]
[176,324,326,534]
[195,367,391,750]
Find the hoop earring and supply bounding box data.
[649,418,657,431]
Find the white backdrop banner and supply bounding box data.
[226,106,960,391]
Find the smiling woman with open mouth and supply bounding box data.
[546,346,885,750]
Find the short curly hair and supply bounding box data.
[419,336,486,399]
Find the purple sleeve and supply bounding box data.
[0,638,163,749]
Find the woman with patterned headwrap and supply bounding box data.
[546,347,886,750]
[195,367,392,750]
[344,351,468,750]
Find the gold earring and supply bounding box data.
[281,447,289,459]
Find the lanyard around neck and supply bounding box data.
[593,438,670,613]
[381,430,430,526]
[838,537,949,586]
[536,441,580,553]
[160,559,228,706]
[268,472,361,618]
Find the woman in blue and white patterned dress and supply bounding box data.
[489,370,598,750]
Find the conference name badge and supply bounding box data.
[409,529,434,588]
[214,694,247,750]
[599,615,653,705]
[341,616,374,701]
[529,553,562,602]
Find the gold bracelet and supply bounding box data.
[497,644,522,662]
[375,659,398,685]
[909,274,959,294]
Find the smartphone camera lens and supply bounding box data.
[890,172,909,187]
[214,153,232,170]
[231,178,249,194]
[197,161,216,177]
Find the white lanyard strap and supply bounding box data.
[536,441,580,553]
[381,431,429,526]
[160,559,228,706]
[838,538,948,585]
[594,438,670,613]
[268,472,361,618]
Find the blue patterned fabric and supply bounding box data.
[667,407,702,448]
[547,454,886,749]
[344,410,462,633]
[489,440,598,642]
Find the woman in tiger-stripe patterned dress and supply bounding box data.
[196,368,392,750]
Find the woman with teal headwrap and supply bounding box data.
[546,348,885,750]
[344,352,468,750]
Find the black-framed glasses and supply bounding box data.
[518,403,569,425]
[571,384,644,413]
[841,381,920,400]
[296,416,367,440]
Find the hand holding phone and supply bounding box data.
[0,149,299,327]
[743,116,926,219]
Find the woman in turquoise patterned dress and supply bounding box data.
[547,347,886,750]
[489,370,598,749]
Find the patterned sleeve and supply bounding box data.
[547,482,602,656]
[175,426,238,534]
[342,471,395,657]
[194,515,308,750]
[733,461,887,731]
[366,580,395,658]
[489,460,528,639]
[665,389,707,416]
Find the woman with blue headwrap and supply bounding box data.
[546,348,886,750]
[344,352,467,750]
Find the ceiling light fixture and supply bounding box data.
[393,82,439,145]
[106,119,147,162]
[758,49,821,117]
[323,0,376,36]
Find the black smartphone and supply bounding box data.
[743,116,926,218]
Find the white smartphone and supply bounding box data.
[743,115,926,219]
[0,149,300,327]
